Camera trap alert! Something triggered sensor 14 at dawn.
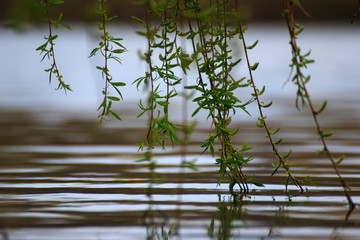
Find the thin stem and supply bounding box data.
[145,3,155,146]
[164,4,170,122]
[99,0,109,118]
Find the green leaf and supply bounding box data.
[269,127,280,135]
[96,117,103,128]
[283,149,292,159]
[170,131,180,144]
[186,32,197,39]
[49,35,58,41]
[36,42,48,51]
[112,49,125,54]
[258,86,265,95]
[261,101,272,108]
[179,53,193,73]
[295,26,304,36]
[336,155,345,165]
[219,127,233,134]
[131,16,145,25]
[55,12,63,24]
[320,131,333,138]
[157,101,169,107]
[256,121,264,128]
[240,141,253,152]
[250,180,265,187]
[302,176,318,187]
[111,82,126,87]
[109,110,121,120]
[271,162,281,176]
[135,30,147,37]
[58,23,72,30]
[272,138,283,145]
[90,48,100,57]
[106,15,118,22]
[107,96,120,101]
[191,106,202,117]
[209,141,215,157]
[317,100,327,114]
[249,62,259,71]
[247,40,259,50]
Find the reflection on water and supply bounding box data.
[0,103,359,240]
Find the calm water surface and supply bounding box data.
[0,104,359,240]
[0,23,360,239]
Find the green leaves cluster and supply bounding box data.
[182,0,262,192]
[134,0,184,150]
[131,0,305,193]
[36,0,72,92]
[90,0,127,125]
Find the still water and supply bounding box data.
[0,23,360,239]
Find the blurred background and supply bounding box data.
[1,0,358,25]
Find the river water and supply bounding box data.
[0,23,360,239]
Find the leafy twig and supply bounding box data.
[282,0,355,210]
[90,0,127,125]
[236,1,303,192]
[36,0,72,93]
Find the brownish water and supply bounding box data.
[0,100,359,240]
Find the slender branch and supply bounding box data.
[145,3,155,146]
[98,0,110,118]
[42,0,71,93]
[282,0,355,209]
[239,25,303,192]
[164,7,170,122]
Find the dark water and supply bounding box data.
[0,100,359,240]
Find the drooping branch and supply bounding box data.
[282,0,355,211]
[36,0,72,93]
[236,0,303,193]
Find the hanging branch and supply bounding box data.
[235,0,303,193]
[133,0,182,150]
[144,3,156,147]
[98,0,110,119]
[90,0,127,125]
[36,0,72,93]
[282,0,355,211]
[183,0,260,193]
